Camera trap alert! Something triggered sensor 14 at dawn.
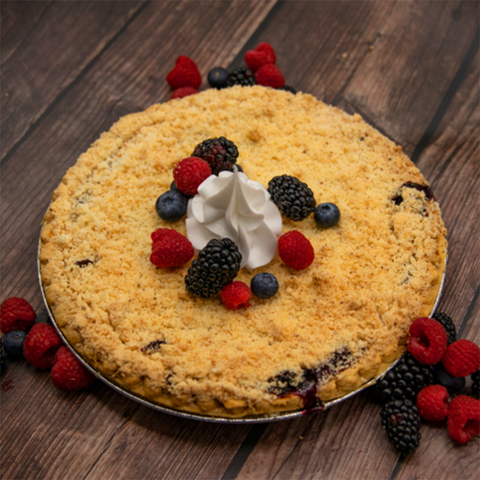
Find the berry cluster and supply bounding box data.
[165,42,296,97]
[0,297,95,391]
[376,312,480,456]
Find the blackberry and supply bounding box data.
[376,353,434,403]
[185,238,242,298]
[471,370,479,398]
[276,85,296,94]
[227,67,256,87]
[381,398,421,456]
[192,137,239,175]
[268,175,316,221]
[432,312,457,345]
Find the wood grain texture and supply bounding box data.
[341,0,479,156]
[1,1,144,159]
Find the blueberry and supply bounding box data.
[314,203,341,228]
[229,164,243,173]
[434,364,465,395]
[3,330,27,360]
[251,273,279,299]
[155,190,188,222]
[208,67,229,89]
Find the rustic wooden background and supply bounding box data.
[1,1,479,479]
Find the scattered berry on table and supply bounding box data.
[192,137,239,175]
[185,238,242,298]
[208,67,229,89]
[0,339,8,376]
[150,228,194,269]
[3,330,27,360]
[251,273,279,299]
[471,370,479,398]
[255,64,285,88]
[432,312,457,345]
[447,395,480,444]
[433,363,465,395]
[221,281,252,310]
[278,231,315,270]
[417,385,449,422]
[155,190,188,222]
[173,157,212,196]
[442,339,480,378]
[408,317,448,365]
[170,87,198,100]
[381,398,421,456]
[276,85,297,94]
[376,353,433,403]
[51,346,96,391]
[314,203,341,228]
[227,67,256,87]
[268,175,316,221]
[0,297,36,334]
[35,309,52,325]
[245,42,276,72]
[166,55,201,89]
[23,323,63,370]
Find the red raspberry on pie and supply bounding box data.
[417,385,449,422]
[51,346,96,391]
[278,230,314,270]
[447,395,480,444]
[173,157,212,196]
[150,228,194,268]
[221,281,251,310]
[408,317,448,365]
[0,297,36,334]
[443,339,480,377]
[23,323,63,370]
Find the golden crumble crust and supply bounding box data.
[39,86,447,418]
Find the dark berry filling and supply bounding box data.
[392,182,435,205]
[141,340,166,354]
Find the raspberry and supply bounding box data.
[447,395,480,444]
[150,228,194,268]
[417,385,449,421]
[408,317,448,365]
[170,87,198,100]
[51,346,96,391]
[244,42,276,72]
[221,281,251,310]
[23,323,63,370]
[166,55,201,89]
[278,231,314,270]
[255,64,285,88]
[173,157,211,196]
[443,340,480,377]
[0,297,36,334]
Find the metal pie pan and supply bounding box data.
[37,238,446,424]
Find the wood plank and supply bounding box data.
[1,1,144,159]
[1,1,52,66]
[340,0,479,156]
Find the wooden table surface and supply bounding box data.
[1,1,479,479]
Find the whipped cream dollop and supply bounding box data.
[186,168,282,270]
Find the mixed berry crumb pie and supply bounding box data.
[39,86,447,418]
